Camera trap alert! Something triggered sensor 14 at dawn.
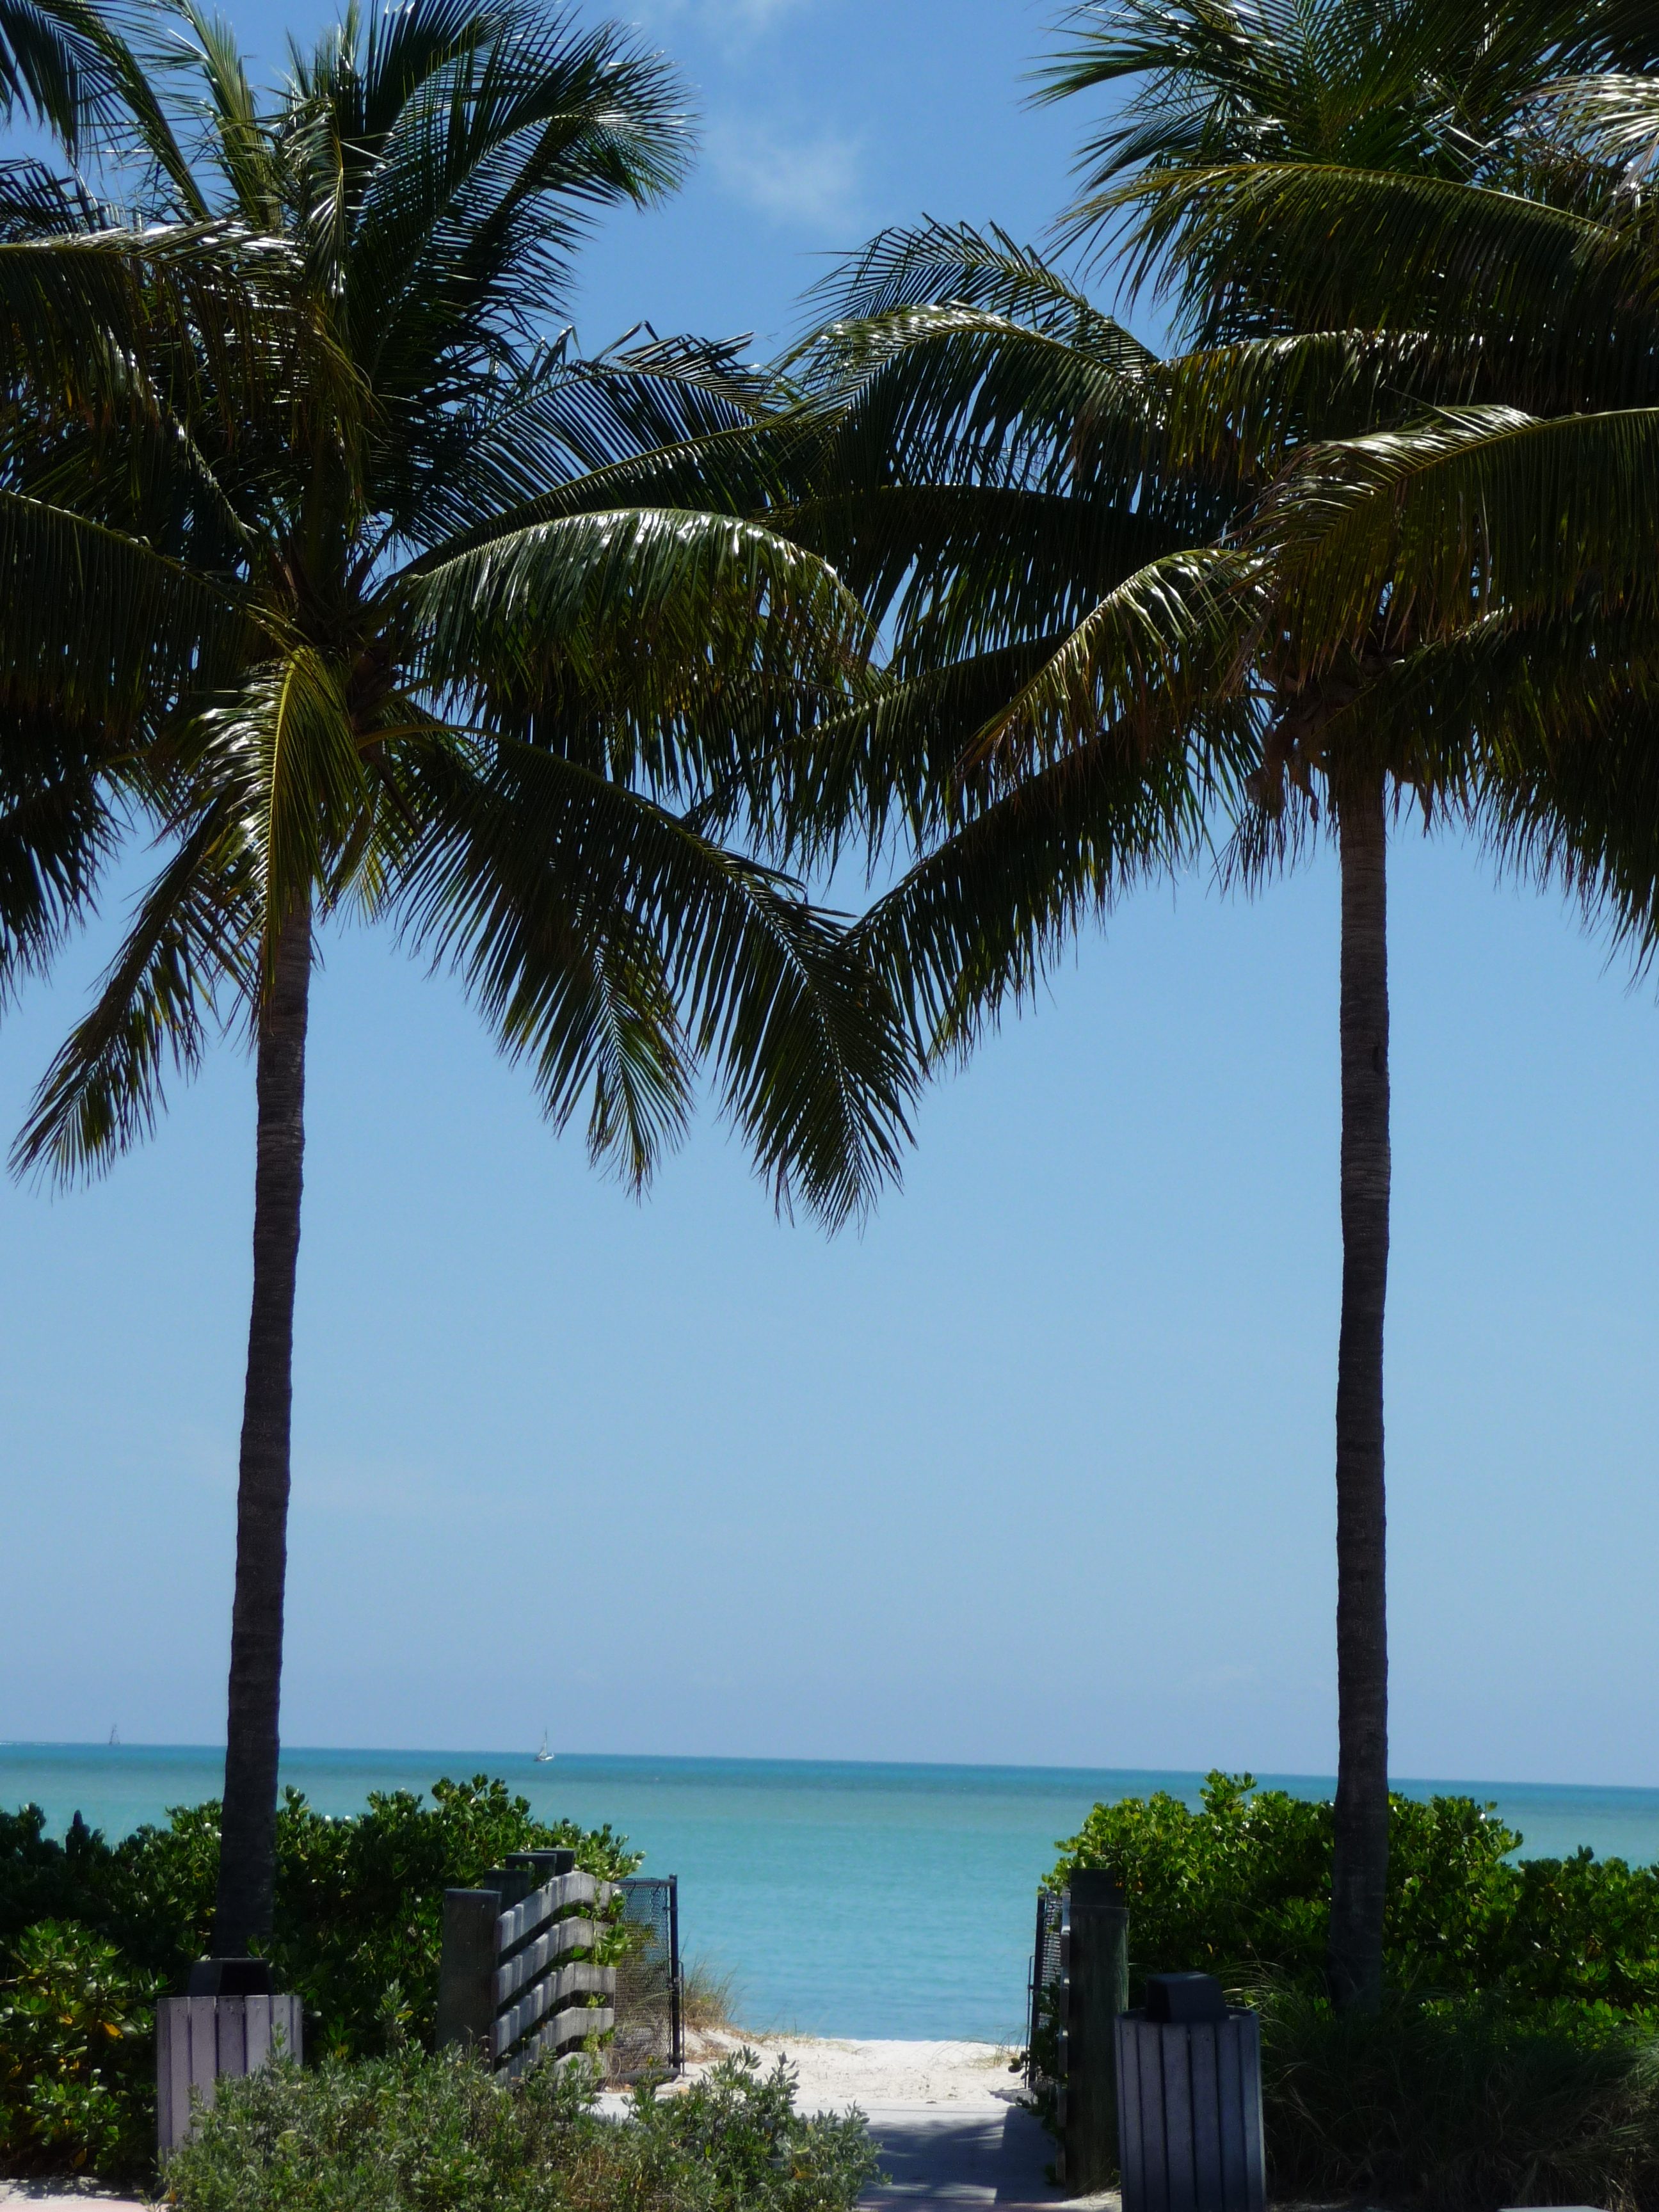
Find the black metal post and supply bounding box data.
[669,1873,682,2071]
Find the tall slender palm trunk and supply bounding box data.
[1327,774,1391,2011]
[213,894,313,1957]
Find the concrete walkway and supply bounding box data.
[0,2190,142,2210]
[860,2102,1114,2212]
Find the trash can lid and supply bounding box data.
[186,1956,274,1997]
[1144,1971,1228,2023]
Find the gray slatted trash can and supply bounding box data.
[1114,1975,1265,2212]
[156,1960,302,2154]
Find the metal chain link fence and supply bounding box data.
[607,1875,682,2080]
[1027,1886,1067,2092]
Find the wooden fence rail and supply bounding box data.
[437,1857,617,2076]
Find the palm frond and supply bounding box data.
[181,653,376,956]
[799,220,1153,368]
[321,2,689,387]
[856,697,1235,1061]
[12,802,258,1182]
[959,545,1259,790]
[0,487,240,734]
[1258,403,1659,653]
[401,505,874,727]
[169,0,282,227]
[0,711,113,999]
[1088,159,1659,405]
[396,732,915,1223]
[405,328,780,547]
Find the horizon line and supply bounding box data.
[4,1740,1658,1799]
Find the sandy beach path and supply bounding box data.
[672,2033,1118,2211]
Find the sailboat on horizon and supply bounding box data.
[108,1726,120,1747]
[534,1731,554,1763]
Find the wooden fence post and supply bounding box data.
[436,1888,501,2055]
[1066,1870,1130,2193]
[508,1848,576,1879]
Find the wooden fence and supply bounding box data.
[437,1855,617,2075]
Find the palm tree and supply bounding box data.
[770,0,1656,2007]
[3,0,914,1955]
[1045,0,1659,2004]
[0,0,138,148]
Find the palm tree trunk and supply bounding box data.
[213,892,312,1957]
[1327,772,1390,2012]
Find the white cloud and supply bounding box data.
[701,0,805,24]
[632,0,810,44]
[707,118,863,230]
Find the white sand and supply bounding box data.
[683,2030,1027,2112]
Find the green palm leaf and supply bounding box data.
[1258,403,1659,650]
[13,803,258,1180]
[397,733,915,1221]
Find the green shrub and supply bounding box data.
[1258,1984,1659,2212]
[0,1777,643,2181]
[0,1920,160,2183]
[163,2045,880,2212]
[1050,1771,1659,2008]
[1046,1775,1659,2208]
[1,1775,641,2061]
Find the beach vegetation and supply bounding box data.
[0,1918,159,2181]
[1,1778,637,2056]
[0,1775,641,2176]
[1050,1774,1659,2010]
[162,2044,880,2212]
[1257,1984,1659,2212]
[680,1957,742,2037]
[1047,1775,1659,2206]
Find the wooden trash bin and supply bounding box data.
[156,1991,303,2154]
[1114,1976,1265,2212]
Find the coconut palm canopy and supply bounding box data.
[0,0,137,147]
[0,0,916,1949]
[6,0,912,1213]
[1128,34,1659,946]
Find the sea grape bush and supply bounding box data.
[1049,1772,1659,2011]
[163,2045,881,2212]
[0,1777,642,2178]
[1043,1776,1659,2208]
[0,1919,160,2180]
[0,1775,640,2057]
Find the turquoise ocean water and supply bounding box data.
[6,1745,1659,2044]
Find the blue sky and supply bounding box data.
[4,0,1659,1788]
